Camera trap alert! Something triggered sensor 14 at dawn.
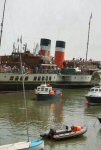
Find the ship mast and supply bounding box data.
[0,0,7,48]
[86,13,92,61]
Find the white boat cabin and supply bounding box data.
[35,83,53,94]
[88,86,101,96]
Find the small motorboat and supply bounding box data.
[34,83,62,100]
[40,125,87,140]
[85,84,101,105]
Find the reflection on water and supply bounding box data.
[0,89,101,149]
[85,105,101,116]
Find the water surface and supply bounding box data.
[0,89,101,150]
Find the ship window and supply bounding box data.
[46,76,48,81]
[38,76,41,81]
[37,88,40,91]
[45,88,48,91]
[42,76,45,81]
[41,87,44,91]
[49,76,51,81]
[10,76,14,80]
[15,76,19,81]
[34,76,37,81]
[20,76,23,81]
[25,76,28,81]
[95,89,98,91]
[91,89,94,92]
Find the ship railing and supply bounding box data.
[32,69,60,74]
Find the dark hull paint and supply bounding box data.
[0,82,92,92]
[86,96,101,105]
[36,94,62,101]
[0,82,37,92]
[53,83,92,89]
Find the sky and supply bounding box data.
[0,0,101,61]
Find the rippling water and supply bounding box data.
[0,89,101,150]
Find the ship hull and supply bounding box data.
[0,73,92,92]
[0,82,92,92]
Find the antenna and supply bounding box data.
[86,13,92,61]
[0,0,7,48]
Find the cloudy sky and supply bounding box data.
[0,0,101,60]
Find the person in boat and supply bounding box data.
[71,125,82,132]
[49,90,55,95]
[49,129,56,136]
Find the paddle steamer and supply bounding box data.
[0,38,100,91]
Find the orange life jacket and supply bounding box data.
[71,126,81,132]
[49,90,55,95]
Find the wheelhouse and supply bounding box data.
[36,84,52,94]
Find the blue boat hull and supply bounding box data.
[28,140,44,150]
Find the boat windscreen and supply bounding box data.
[45,88,48,91]
[90,89,94,92]
[95,89,98,91]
